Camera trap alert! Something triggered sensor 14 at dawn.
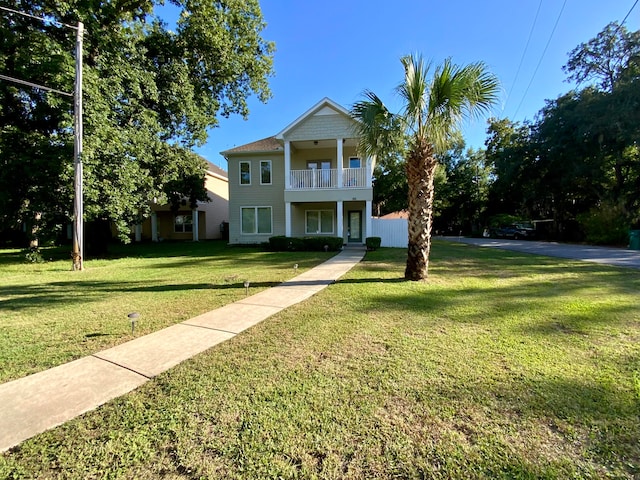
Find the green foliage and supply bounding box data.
[268,236,343,252]
[563,21,640,93]
[365,236,381,250]
[0,0,274,247]
[577,202,630,245]
[23,247,44,263]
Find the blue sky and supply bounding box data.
[164,1,638,169]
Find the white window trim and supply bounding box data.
[240,206,273,235]
[305,209,334,235]
[260,160,272,185]
[174,214,193,233]
[239,161,251,186]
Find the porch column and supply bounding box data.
[192,208,199,241]
[151,212,158,242]
[134,223,142,242]
[336,201,344,242]
[285,202,292,237]
[337,138,343,188]
[365,200,372,241]
[284,141,291,189]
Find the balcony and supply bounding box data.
[289,167,367,190]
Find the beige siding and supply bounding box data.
[200,173,229,239]
[228,153,285,244]
[285,114,355,142]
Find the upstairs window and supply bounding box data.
[260,160,272,185]
[240,161,251,185]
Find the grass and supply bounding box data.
[1,241,639,479]
[0,240,334,383]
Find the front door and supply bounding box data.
[348,211,362,243]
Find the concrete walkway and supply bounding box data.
[0,247,366,452]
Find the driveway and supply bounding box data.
[441,236,640,270]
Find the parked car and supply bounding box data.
[491,224,535,240]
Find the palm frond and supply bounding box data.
[350,91,403,160]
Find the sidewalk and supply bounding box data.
[0,247,366,452]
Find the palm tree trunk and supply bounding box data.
[405,140,437,281]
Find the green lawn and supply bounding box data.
[0,241,334,383]
[1,241,639,479]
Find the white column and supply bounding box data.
[285,202,292,237]
[284,141,291,189]
[337,138,343,188]
[192,208,199,241]
[151,212,158,242]
[365,200,372,241]
[134,224,142,242]
[337,201,343,242]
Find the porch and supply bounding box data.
[285,200,372,245]
[289,167,368,190]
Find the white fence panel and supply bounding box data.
[371,218,408,248]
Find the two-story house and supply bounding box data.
[221,98,374,245]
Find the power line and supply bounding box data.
[619,0,639,27]
[513,0,568,119]
[503,0,543,115]
[0,73,72,97]
[0,5,79,30]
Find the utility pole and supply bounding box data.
[72,21,84,271]
[0,7,84,271]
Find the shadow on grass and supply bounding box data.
[0,280,283,311]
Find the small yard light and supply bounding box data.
[243,280,250,296]
[128,312,140,335]
[293,263,298,273]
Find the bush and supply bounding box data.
[268,236,290,251]
[268,236,343,252]
[366,237,382,250]
[24,247,45,263]
[577,202,629,245]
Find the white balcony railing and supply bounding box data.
[342,167,367,188]
[289,168,367,190]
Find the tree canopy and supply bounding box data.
[0,0,274,246]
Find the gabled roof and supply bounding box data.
[275,97,352,140]
[205,162,228,180]
[220,136,283,156]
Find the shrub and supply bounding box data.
[366,237,382,250]
[268,236,343,252]
[577,202,629,245]
[303,236,342,251]
[268,236,290,251]
[24,247,44,263]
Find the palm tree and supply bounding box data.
[352,55,499,280]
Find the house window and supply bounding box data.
[349,157,361,168]
[174,214,193,233]
[241,207,272,235]
[306,210,334,234]
[260,160,272,185]
[240,161,251,185]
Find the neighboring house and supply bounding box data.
[136,163,229,241]
[221,98,374,245]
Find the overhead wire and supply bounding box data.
[502,0,543,116]
[512,0,568,118]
